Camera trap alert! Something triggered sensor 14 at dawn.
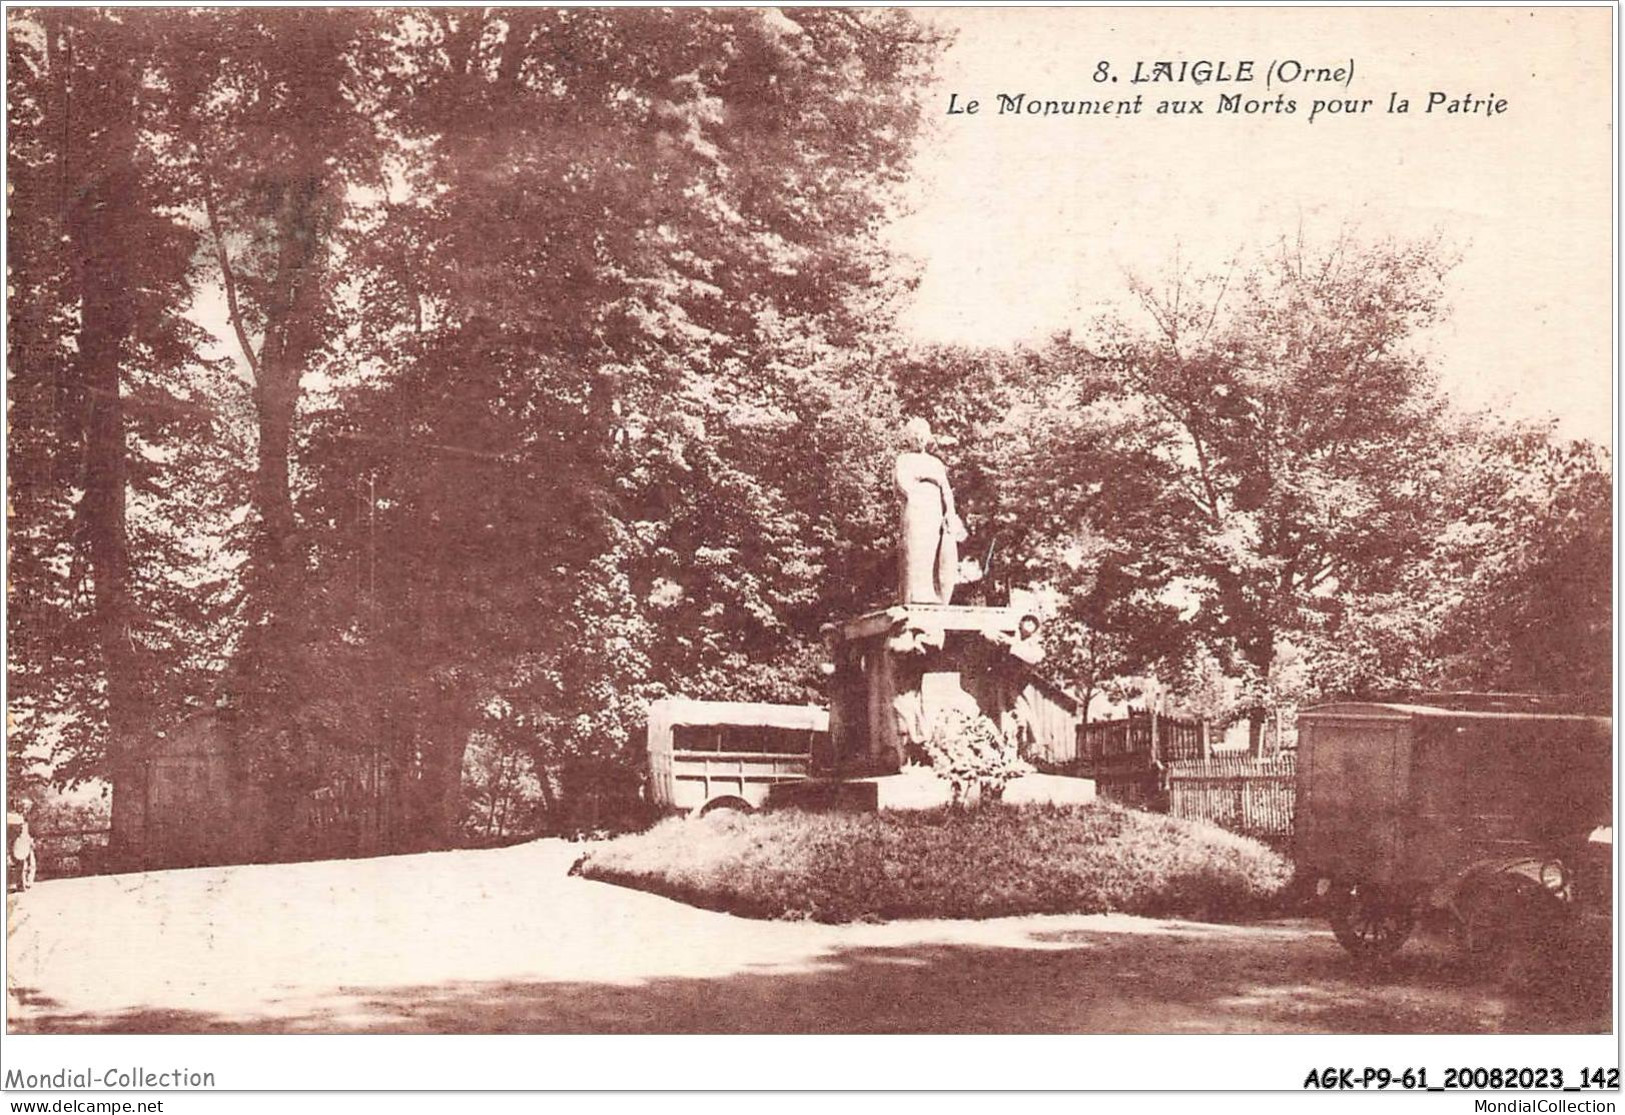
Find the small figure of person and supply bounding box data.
[894,418,967,604]
[7,808,37,892]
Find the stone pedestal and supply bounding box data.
[818,604,1047,776]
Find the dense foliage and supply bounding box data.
[895,236,1611,738]
[7,12,247,855]
[6,11,1608,859]
[6,9,944,853]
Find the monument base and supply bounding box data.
[819,603,1080,776]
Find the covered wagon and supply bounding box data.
[646,698,828,815]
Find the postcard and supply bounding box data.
[4,4,1615,1102]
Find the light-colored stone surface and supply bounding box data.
[856,769,1096,811]
[1000,772,1097,806]
[866,767,953,810]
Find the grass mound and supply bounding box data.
[573,802,1292,924]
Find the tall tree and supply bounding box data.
[1055,234,1457,744]
[139,11,390,850]
[7,11,237,859]
[156,9,379,643]
[59,12,146,855]
[1428,424,1611,697]
[291,8,943,844]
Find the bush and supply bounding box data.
[18,789,112,880]
[574,801,1292,923]
[913,710,1031,804]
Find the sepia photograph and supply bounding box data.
[2,1,1617,1096]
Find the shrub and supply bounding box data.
[574,801,1293,923]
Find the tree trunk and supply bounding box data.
[215,174,330,844]
[1242,630,1275,758]
[250,379,301,610]
[65,52,146,869]
[417,688,475,849]
[536,763,559,834]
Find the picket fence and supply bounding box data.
[1165,752,1297,839]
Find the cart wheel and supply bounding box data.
[1329,883,1415,957]
[697,796,753,818]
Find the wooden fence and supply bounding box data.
[1077,714,1150,762]
[1075,711,1209,771]
[1166,752,1296,840]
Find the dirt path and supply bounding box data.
[5,839,1608,1033]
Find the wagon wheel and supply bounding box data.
[697,795,754,818]
[1453,876,1567,977]
[1329,883,1415,957]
